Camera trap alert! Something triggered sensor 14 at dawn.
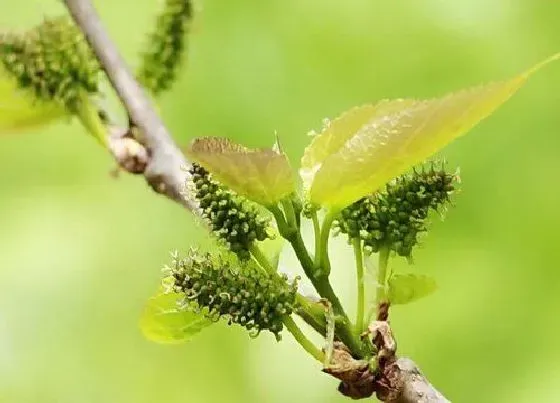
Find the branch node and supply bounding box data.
[323,303,449,402]
[64,0,194,210]
[107,130,149,174]
[322,342,375,400]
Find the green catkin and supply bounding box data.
[334,163,457,259]
[137,0,193,95]
[0,17,100,111]
[189,163,271,260]
[168,249,299,339]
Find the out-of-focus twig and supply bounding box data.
[63,0,196,211]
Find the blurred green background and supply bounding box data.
[1,0,560,402]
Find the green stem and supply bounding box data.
[295,294,327,336]
[75,95,108,147]
[268,204,295,239]
[271,205,366,357]
[291,198,303,228]
[283,315,324,363]
[376,246,391,308]
[252,248,350,357]
[365,304,377,326]
[249,244,276,275]
[311,210,321,264]
[323,300,335,366]
[281,199,298,230]
[317,212,336,274]
[288,232,365,356]
[353,238,365,334]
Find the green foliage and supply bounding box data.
[300,54,560,210]
[0,72,65,133]
[140,291,212,344]
[334,163,457,258]
[168,249,299,340]
[387,273,437,305]
[187,137,296,206]
[188,163,272,260]
[137,0,193,95]
[116,1,560,384]
[256,232,285,270]
[0,17,100,113]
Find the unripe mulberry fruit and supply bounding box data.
[334,163,457,258]
[0,17,100,112]
[168,249,299,339]
[137,0,192,95]
[188,163,272,259]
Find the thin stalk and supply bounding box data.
[289,233,340,309]
[269,206,340,316]
[353,238,365,333]
[376,246,391,307]
[288,233,365,356]
[323,300,335,366]
[251,248,359,356]
[270,205,366,357]
[291,198,303,228]
[281,199,298,230]
[249,244,276,275]
[365,304,377,326]
[268,204,295,239]
[295,294,327,336]
[283,315,324,363]
[316,211,336,274]
[311,210,321,264]
[76,96,108,147]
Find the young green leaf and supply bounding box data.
[140,291,212,344]
[0,68,65,133]
[387,273,437,305]
[0,17,105,143]
[302,53,560,210]
[256,230,285,269]
[300,103,405,191]
[187,137,295,206]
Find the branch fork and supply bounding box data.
[107,125,149,174]
[324,304,449,402]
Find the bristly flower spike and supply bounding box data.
[334,162,458,259]
[168,249,299,340]
[186,163,273,260]
[0,16,100,112]
[137,0,193,96]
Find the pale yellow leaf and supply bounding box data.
[0,68,65,134]
[140,292,212,344]
[388,273,437,305]
[187,137,296,206]
[303,53,560,209]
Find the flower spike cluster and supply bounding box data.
[167,249,299,339]
[188,163,272,259]
[334,163,458,258]
[0,17,100,111]
[137,0,193,95]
